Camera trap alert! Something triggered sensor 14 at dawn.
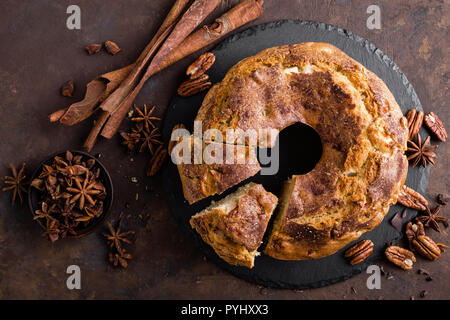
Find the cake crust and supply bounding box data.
[176,136,261,204]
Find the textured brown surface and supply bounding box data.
[195,42,408,260]
[0,0,448,299]
[190,182,277,268]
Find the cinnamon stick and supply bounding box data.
[81,24,174,152]
[81,0,192,151]
[155,0,264,74]
[98,1,194,114]
[101,0,221,115]
[51,0,192,126]
[100,0,262,139]
[82,111,110,151]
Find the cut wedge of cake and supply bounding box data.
[175,135,261,204]
[190,182,278,268]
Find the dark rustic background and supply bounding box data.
[0,0,448,299]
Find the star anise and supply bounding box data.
[2,163,27,205]
[59,219,78,239]
[33,202,56,221]
[416,205,449,232]
[66,173,102,210]
[140,127,163,154]
[42,219,60,242]
[131,104,160,132]
[120,131,141,151]
[103,218,135,255]
[59,201,76,217]
[407,135,437,168]
[108,249,133,268]
[38,164,56,180]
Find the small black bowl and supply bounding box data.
[28,150,114,239]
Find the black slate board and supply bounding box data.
[161,20,430,289]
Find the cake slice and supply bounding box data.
[190,182,278,268]
[176,135,261,204]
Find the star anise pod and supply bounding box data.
[34,202,56,221]
[58,164,87,186]
[59,201,76,217]
[103,218,135,255]
[131,104,160,133]
[59,220,78,239]
[407,135,437,168]
[2,163,27,205]
[120,131,141,151]
[42,219,60,242]
[108,249,132,268]
[139,127,163,154]
[416,205,448,232]
[38,164,56,180]
[66,173,102,210]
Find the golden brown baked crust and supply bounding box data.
[190,182,278,268]
[176,136,261,204]
[194,42,408,260]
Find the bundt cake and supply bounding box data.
[180,42,408,262]
[190,182,278,268]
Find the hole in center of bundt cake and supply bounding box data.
[254,122,322,195]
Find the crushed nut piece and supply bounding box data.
[61,80,74,97]
[85,43,102,55]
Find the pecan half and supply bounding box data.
[344,239,374,265]
[385,246,416,270]
[85,43,102,55]
[177,74,212,97]
[405,109,416,128]
[186,52,216,79]
[105,41,121,55]
[397,185,428,211]
[61,80,74,97]
[411,235,441,261]
[147,145,167,176]
[424,112,447,142]
[406,109,424,140]
[168,124,186,155]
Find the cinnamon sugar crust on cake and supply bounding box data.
[188,42,408,260]
[176,135,261,204]
[190,182,278,268]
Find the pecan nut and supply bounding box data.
[186,52,216,79]
[397,185,428,211]
[147,145,167,176]
[424,112,447,142]
[105,41,121,55]
[168,123,186,155]
[406,109,424,140]
[344,239,374,265]
[177,74,212,97]
[385,246,416,270]
[406,221,441,260]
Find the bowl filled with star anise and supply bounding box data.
[28,150,113,241]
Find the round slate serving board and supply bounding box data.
[162,20,430,289]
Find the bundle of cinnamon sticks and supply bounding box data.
[49,0,264,151]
